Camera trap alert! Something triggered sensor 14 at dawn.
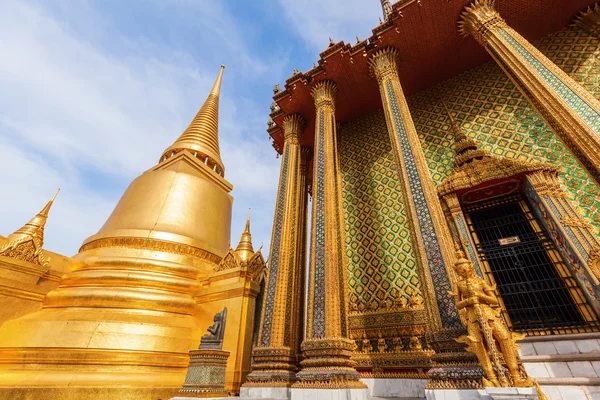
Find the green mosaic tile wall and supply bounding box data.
[338,26,600,311]
[409,26,600,231]
[338,110,420,310]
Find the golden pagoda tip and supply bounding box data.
[235,208,254,261]
[210,64,225,96]
[51,188,60,202]
[441,101,456,124]
[245,209,251,233]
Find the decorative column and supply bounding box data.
[441,193,485,280]
[244,113,307,389]
[290,147,311,365]
[524,169,600,315]
[294,81,365,392]
[459,0,600,187]
[369,48,463,334]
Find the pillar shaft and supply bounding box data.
[245,114,307,386]
[441,193,485,280]
[295,81,364,389]
[291,147,311,364]
[369,48,462,333]
[460,0,600,187]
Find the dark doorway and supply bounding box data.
[465,194,591,334]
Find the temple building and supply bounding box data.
[2,0,600,399]
[0,66,265,398]
[246,0,600,399]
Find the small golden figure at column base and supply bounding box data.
[361,333,373,353]
[377,334,388,353]
[449,251,532,388]
[408,336,422,351]
[392,337,404,353]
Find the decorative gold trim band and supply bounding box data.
[79,237,222,264]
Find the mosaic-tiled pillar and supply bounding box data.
[523,169,600,315]
[460,0,600,187]
[441,193,484,279]
[368,48,462,334]
[245,113,307,387]
[291,147,311,365]
[295,81,364,389]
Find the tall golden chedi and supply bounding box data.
[0,65,263,399]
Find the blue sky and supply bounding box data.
[0,0,382,257]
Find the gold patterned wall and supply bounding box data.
[409,25,600,232]
[338,110,421,311]
[338,26,600,314]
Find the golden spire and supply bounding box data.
[0,189,59,265]
[161,65,226,176]
[442,101,483,167]
[235,209,255,262]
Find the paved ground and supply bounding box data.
[369,398,423,400]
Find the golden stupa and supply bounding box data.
[0,65,264,399]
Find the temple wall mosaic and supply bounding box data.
[338,110,420,313]
[338,25,600,317]
[409,25,600,233]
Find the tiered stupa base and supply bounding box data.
[0,306,201,400]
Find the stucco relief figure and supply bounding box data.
[450,252,530,388]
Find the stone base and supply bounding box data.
[177,349,230,397]
[0,387,180,400]
[289,387,368,400]
[485,387,538,399]
[537,385,599,399]
[361,378,428,398]
[425,387,540,400]
[171,398,232,400]
[239,386,290,399]
[426,389,486,400]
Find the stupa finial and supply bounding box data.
[235,209,255,262]
[161,65,226,176]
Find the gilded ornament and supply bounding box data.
[377,334,388,353]
[361,333,373,353]
[574,3,600,39]
[0,189,59,266]
[449,251,531,388]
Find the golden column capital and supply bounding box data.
[282,113,305,143]
[458,0,507,43]
[574,4,600,38]
[368,48,400,83]
[311,80,337,111]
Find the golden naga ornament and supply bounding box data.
[449,251,531,388]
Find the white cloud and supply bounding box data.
[277,0,382,51]
[0,1,282,256]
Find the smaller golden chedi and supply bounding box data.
[0,189,59,266]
